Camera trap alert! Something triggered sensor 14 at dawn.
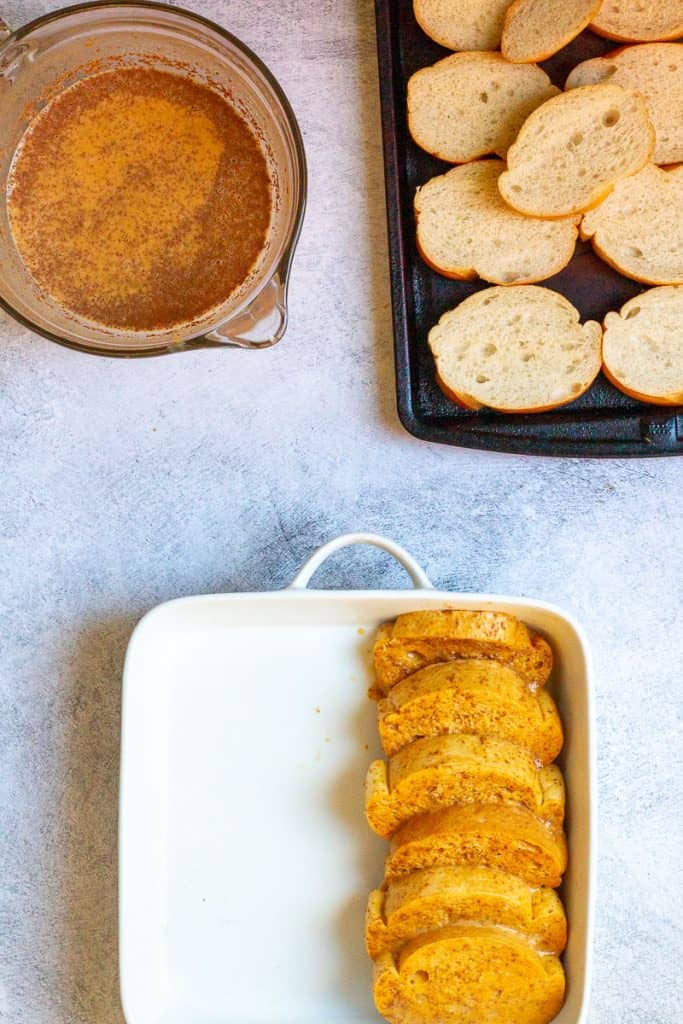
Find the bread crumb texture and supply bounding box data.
[428,286,602,413]
[408,52,558,163]
[602,286,683,404]
[590,0,683,42]
[499,84,655,218]
[414,0,512,50]
[415,160,578,285]
[566,43,683,164]
[581,163,683,285]
[502,0,602,64]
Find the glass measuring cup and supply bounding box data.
[0,1,307,355]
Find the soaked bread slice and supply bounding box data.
[428,286,602,413]
[365,865,567,958]
[566,43,683,165]
[601,286,683,405]
[499,84,655,218]
[407,52,558,163]
[413,0,513,51]
[373,925,566,1024]
[415,160,579,286]
[580,164,683,285]
[385,803,568,887]
[590,0,683,42]
[378,659,563,763]
[365,734,565,838]
[502,0,602,63]
[373,609,553,695]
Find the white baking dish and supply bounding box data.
[119,533,595,1024]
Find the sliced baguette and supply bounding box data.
[365,734,565,838]
[385,803,568,887]
[366,866,568,958]
[415,161,579,285]
[602,286,683,405]
[373,609,553,695]
[407,52,559,163]
[498,84,655,218]
[566,43,683,165]
[580,163,683,285]
[502,0,602,63]
[373,926,566,1024]
[413,0,512,51]
[378,659,563,763]
[590,1,683,42]
[428,285,602,413]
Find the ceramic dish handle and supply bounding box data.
[289,533,433,590]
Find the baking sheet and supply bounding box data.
[374,0,683,455]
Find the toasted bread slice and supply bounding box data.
[601,286,683,405]
[566,43,683,165]
[373,925,566,1024]
[499,84,655,218]
[428,286,602,413]
[502,0,602,63]
[590,1,683,42]
[373,610,553,695]
[386,804,568,887]
[580,164,683,285]
[415,161,579,286]
[413,0,512,51]
[366,866,567,958]
[407,52,559,164]
[378,659,563,763]
[365,735,565,838]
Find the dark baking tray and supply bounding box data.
[374,0,683,456]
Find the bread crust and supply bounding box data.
[502,0,602,64]
[438,371,600,414]
[601,361,683,405]
[413,0,511,51]
[589,4,683,43]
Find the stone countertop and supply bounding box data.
[0,2,681,1022]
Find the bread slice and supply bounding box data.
[385,804,568,887]
[590,1,683,42]
[378,659,563,763]
[502,0,602,63]
[373,925,566,1024]
[366,866,567,958]
[580,164,683,285]
[373,610,553,695]
[365,734,565,838]
[415,161,579,286]
[428,286,602,413]
[566,43,683,165]
[601,286,683,405]
[407,52,559,163]
[498,84,655,218]
[413,0,513,51]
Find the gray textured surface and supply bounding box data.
[0,1,682,1021]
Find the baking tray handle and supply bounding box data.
[288,533,433,590]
